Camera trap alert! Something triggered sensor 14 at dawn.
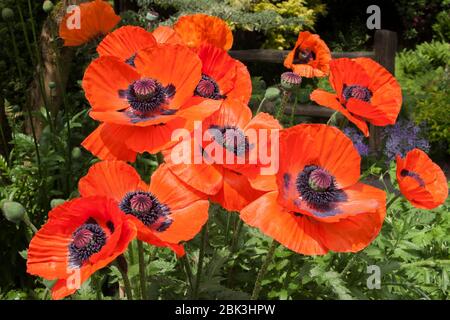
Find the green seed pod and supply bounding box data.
[43,1,54,13]
[50,198,66,209]
[71,147,82,159]
[2,8,14,21]
[1,201,26,224]
[48,81,57,89]
[264,87,281,101]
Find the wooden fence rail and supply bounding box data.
[230,29,397,154]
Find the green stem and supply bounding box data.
[289,96,298,126]
[137,240,148,300]
[16,2,35,66]
[326,111,339,126]
[251,239,277,300]
[340,253,359,276]
[193,225,208,299]
[181,255,194,296]
[115,260,133,300]
[386,194,401,210]
[22,214,38,233]
[255,97,266,114]
[275,90,290,120]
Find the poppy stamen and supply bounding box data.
[342,85,372,102]
[69,221,107,268]
[400,169,425,187]
[293,47,316,64]
[296,165,346,212]
[195,74,225,100]
[119,191,172,231]
[121,78,176,116]
[209,125,250,156]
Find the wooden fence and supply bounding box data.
[229,29,398,153]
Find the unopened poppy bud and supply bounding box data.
[43,1,54,13]
[1,201,26,224]
[50,199,66,209]
[280,72,302,90]
[2,8,14,21]
[48,81,56,89]
[264,87,281,101]
[71,147,82,159]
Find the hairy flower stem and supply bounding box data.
[251,239,277,300]
[137,240,148,300]
[23,214,38,234]
[289,97,298,126]
[115,257,133,300]
[255,97,266,114]
[181,255,194,296]
[326,111,339,126]
[6,23,24,80]
[193,225,208,299]
[276,90,291,120]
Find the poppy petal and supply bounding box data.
[240,191,328,255]
[78,161,142,202]
[152,26,184,45]
[134,44,202,109]
[81,123,137,162]
[82,56,140,111]
[97,26,156,61]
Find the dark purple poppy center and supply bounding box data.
[119,191,172,232]
[342,84,372,102]
[209,125,250,156]
[120,78,175,116]
[69,219,107,268]
[194,74,225,100]
[400,169,425,187]
[125,53,137,67]
[296,165,346,212]
[293,47,316,64]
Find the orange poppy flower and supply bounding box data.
[97,26,157,66]
[27,196,136,299]
[152,26,184,45]
[162,100,281,211]
[174,14,233,51]
[195,44,252,107]
[81,44,220,161]
[240,124,386,255]
[284,31,331,78]
[78,161,209,253]
[310,58,402,136]
[396,149,448,209]
[59,0,120,47]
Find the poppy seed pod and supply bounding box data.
[1,201,26,224]
[48,81,56,89]
[71,147,82,159]
[43,1,54,13]
[50,198,66,209]
[1,8,14,21]
[281,72,302,91]
[264,87,281,101]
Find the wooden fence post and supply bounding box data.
[370,29,397,155]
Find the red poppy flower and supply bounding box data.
[27,196,136,300]
[310,58,402,136]
[284,31,331,78]
[78,161,209,253]
[174,14,233,51]
[162,101,281,211]
[396,149,448,209]
[59,0,120,47]
[240,124,386,255]
[81,44,220,161]
[97,26,157,65]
